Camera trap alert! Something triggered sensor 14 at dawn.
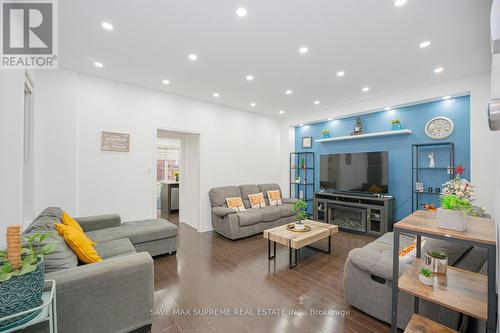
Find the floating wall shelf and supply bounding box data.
[315,129,412,143]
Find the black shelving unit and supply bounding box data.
[290,152,315,213]
[412,143,455,212]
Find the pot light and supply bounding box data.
[434,67,444,73]
[442,96,451,100]
[328,118,333,121]
[278,110,285,114]
[299,123,304,127]
[246,75,254,81]
[162,79,170,85]
[188,54,198,61]
[213,92,220,98]
[101,22,114,31]
[336,71,345,77]
[362,87,370,92]
[94,61,103,68]
[250,102,256,107]
[385,107,391,111]
[285,90,293,95]
[314,100,320,105]
[394,0,407,6]
[419,41,431,48]
[299,46,308,54]
[236,7,247,17]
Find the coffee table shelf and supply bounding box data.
[399,259,487,320]
[404,314,458,333]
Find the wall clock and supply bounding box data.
[425,117,454,139]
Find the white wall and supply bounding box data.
[33,70,282,232]
[285,74,495,215]
[0,71,25,249]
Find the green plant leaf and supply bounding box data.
[0,272,12,282]
[0,250,6,258]
[20,263,37,275]
[39,232,54,243]
[21,248,31,255]
[41,243,57,255]
[22,255,37,266]
[11,269,22,276]
[1,262,12,273]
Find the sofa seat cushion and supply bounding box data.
[279,204,295,217]
[95,238,137,259]
[259,206,282,222]
[25,207,64,233]
[237,209,262,227]
[86,219,178,245]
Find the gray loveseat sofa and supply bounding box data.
[343,232,487,331]
[20,207,178,333]
[209,184,298,240]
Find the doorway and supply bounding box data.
[155,128,200,230]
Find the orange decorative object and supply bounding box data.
[6,225,22,270]
[422,203,437,212]
[399,240,416,257]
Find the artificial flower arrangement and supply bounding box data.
[441,165,474,200]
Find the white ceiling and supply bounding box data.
[59,0,492,118]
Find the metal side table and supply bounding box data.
[0,280,57,333]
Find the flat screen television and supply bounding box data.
[320,151,389,194]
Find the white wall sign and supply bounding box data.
[101,131,130,152]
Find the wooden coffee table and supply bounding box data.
[263,220,338,268]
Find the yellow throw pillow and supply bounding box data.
[55,224,102,264]
[226,197,246,212]
[248,193,266,208]
[267,190,282,206]
[62,211,84,233]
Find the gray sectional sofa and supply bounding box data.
[20,207,178,333]
[343,232,487,331]
[209,184,298,240]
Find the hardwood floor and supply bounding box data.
[151,222,390,333]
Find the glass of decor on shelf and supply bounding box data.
[322,128,330,138]
[390,119,401,130]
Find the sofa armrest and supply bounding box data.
[75,214,121,231]
[282,198,298,204]
[212,206,237,217]
[44,252,153,333]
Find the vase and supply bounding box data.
[0,259,44,328]
[418,274,434,286]
[323,133,330,138]
[424,253,448,275]
[436,208,467,231]
[391,123,401,130]
[295,222,305,230]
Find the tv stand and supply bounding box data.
[313,192,394,236]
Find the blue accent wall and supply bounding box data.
[295,96,471,220]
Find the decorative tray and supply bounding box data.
[286,224,311,232]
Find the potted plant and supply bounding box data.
[390,119,401,130]
[300,158,306,169]
[425,250,448,274]
[292,200,308,230]
[418,267,434,286]
[437,194,475,231]
[0,226,56,327]
[322,128,330,138]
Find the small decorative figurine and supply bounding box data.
[428,152,435,168]
[351,117,363,135]
[428,187,433,193]
[435,187,441,193]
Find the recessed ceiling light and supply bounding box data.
[278,110,285,114]
[434,67,444,73]
[94,61,103,68]
[246,75,254,81]
[442,96,451,100]
[299,46,308,54]
[250,102,256,107]
[419,41,431,48]
[336,71,345,77]
[362,87,370,92]
[328,118,333,121]
[236,7,247,17]
[162,79,170,85]
[101,22,113,31]
[188,54,198,61]
[314,100,320,105]
[285,90,293,95]
[213,92,220,98]
[385,107,391,111]
[299,123,304,127]
[394,0,408,7]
